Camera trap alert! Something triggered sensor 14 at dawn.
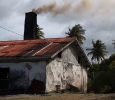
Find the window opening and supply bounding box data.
[78,56,81,64]
[58,52,62,58]
[0,68,10,89]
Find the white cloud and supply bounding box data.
[0,0,115,61]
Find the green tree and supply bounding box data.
[88,63,100,79]
[108,60,115,89]
[65,24,86,44]
[92,71,111,93]
[88,53,115,93]
[36,25,44,39]
[86,40,108,63]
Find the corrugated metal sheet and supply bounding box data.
[0,37,76,57]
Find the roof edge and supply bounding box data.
[74,38,91,67]
[51,39,75,58]
[51,37,91,67]
[0,56,51,62]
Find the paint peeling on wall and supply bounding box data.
[0,42,88,93]
[46,44,87,93]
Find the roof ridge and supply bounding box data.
[0,37,76,42]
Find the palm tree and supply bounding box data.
[36,25,44,39]
[65,24,86,44]
[86,40,108,63]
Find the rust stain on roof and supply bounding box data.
[0,37,76,57]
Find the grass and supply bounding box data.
[0,93,115,100]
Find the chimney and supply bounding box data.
[24,12,37,40]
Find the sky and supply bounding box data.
[0,0,115,61]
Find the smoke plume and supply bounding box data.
[32,0,94,15]
[32,0,115,24]
[32,0,72,15]
[32,0,115,16]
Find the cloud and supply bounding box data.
[33,0,115,58]
[0,0,115,60]
[0,0,16,19]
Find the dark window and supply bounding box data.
[0,68,10,89]
[58,52,62,58]
[0,68,9,79]
[78,56,81,64]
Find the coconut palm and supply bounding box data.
[65,24,86,44]
[86,40,108,63]
[36,25,44,39]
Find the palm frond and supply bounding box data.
[86,39,108,63]
[65,24,86,44]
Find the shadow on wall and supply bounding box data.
[10,70,29,90]
[66,83,80,92]
[27,79,45,94]
[55,83,80,93]
[0,79,45,96]
[60,78,80,93]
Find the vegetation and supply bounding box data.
[65,24,115,94]
[88,53,115,93]
[86,39,108,63]
[65,24,86,44]
[36,25,44,39]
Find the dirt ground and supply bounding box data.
[0,93,115,100]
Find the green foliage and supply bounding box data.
[88,78,92,86]
[108,53,115,64]
[93,71,110,87]
[86,40,108,63]
[65,24,86,44]
[36,25,44,39]
[99,58,109,71]
[89,70,112,93]
[108,60,115,70]
[88,53,115,93]
[88,63,99,78]
[108,61,115,86]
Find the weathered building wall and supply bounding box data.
[0,61,46,90]
[46,43,87,93]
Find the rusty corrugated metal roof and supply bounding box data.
[0,37,91,67]
[0,37,76,57]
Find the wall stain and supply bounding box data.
[10,70,29,89]
[25,63,32,70]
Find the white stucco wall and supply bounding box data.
[82,67,87,93]
[46,44,87,93]
[0,61,46,89]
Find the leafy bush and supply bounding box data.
[88,53,115,93]
[92,71,111,93]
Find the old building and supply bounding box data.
[0,12,90,93]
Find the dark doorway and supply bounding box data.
[0,68,10,89]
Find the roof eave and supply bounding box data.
[51,38,91,67]
[0,56,51,62]
[74,38,91,67]
[51,39,75,58]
